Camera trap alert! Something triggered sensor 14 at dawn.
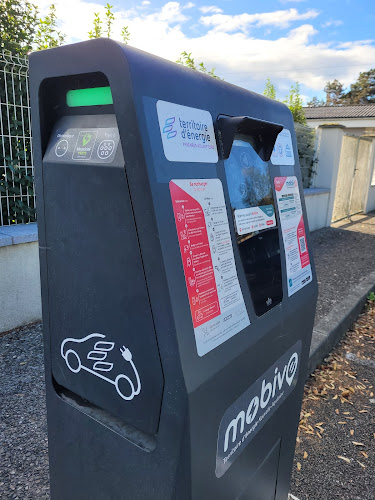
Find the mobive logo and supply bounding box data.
[163,117,177,139]
[215,340,302,477]
[286,178,297,187]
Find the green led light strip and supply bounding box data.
[66,86,113,107]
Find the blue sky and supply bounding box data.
[34,0,375,102]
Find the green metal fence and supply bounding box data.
[0,51,36,226]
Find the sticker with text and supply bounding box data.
[234,205,276,235]
[274,176,312,296]
[271,129,295,166]
[170,179,249,356]
[157,100,218,163]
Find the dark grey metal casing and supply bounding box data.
[29,39,318,500]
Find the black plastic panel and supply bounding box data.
[43,114,164,436]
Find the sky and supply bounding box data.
[33,0,375,103]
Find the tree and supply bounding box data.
[263,78,276,100]
[324,79,345,105]
[307,96,325,107]
[34,5,65,50]
[262,79,307,123]
[88,3,130,44]
[176,51,221,79]
[284,82,306,124]
[345,69,375,104]
[0,0,38,56]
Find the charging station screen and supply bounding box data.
[224,139,283,316]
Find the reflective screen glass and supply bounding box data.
[224,137,283,316]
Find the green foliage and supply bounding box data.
[324,79,345,105]
[34,4,65,50]
[88,4,130,42]
[0,162,36,224]
[294,123,316,188]
[367,291,375,302]
[262,79,314,186]
[263,78,276,100]
[307,96,325,107]
[176,51,221,79]
[0,0,38,56]
[312,70,375,106]
[262,79,307,124]
[121,26,130,44]
[345,69,375,104]
[0,124,36,224]
[88,12,103,39]
[105,3,115,38]
[284,82,306,125]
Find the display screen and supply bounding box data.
[224,137,283,316]
[66,87,113,107]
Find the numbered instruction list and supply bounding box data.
[170,179,250,356]
[274,176,312,296]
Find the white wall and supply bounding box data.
[312,125,346,226]
[304,189,331,232]
[307,118,375,130]
[0,225,42,333]
[364,142,375,214]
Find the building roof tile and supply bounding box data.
[304,105,375,120]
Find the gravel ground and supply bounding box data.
[311,212,375,323]
[290,300,375,500]
[0,213,374,499]
[0,323,49,499]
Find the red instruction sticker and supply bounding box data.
[169,181,220,327]
[170,179,250,356]
[274,176,312,296]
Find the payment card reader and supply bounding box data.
[30,39,317,500]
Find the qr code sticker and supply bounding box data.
[299,236,307,253]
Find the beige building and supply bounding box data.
[301,105,375,230]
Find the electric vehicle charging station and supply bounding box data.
[29,38,318,500]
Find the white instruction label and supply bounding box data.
[234,205,276,235]
[271,129,295,166]
[274,176,312,296]
[157,100,218,163]
[170,179,250,356]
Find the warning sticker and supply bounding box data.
[274,176,312,296]
[271,129,295,166]
[170,179,250,356]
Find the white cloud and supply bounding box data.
[199,8,319,33]
[199,6,223,14]
[32,1,375,98]
[322,20,343,28]
[142,1,151,5]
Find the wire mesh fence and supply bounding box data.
[0,51,36,226]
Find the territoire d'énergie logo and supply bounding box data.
[163,117,177,139]
[163,116,212,145]
[157,100,218,163]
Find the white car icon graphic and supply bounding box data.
[60,333,141,401]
